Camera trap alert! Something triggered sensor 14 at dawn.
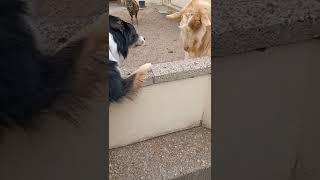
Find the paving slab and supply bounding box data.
[213,0,320,56]
[109,127,211,180]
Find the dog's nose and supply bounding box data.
[184,46,189,51]
[143,37,145,40]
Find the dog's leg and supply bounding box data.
[108,63,151,102]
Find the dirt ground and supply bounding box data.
[109,2,185,73]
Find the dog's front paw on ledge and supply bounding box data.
[132,63,153,90]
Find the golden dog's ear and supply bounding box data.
[201,14,211,27]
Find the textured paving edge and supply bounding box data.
[212,0,320,57]
[120,56,212,87]
[109,127,211,180]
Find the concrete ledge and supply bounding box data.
[213,0,320,56]
[121,56,211,87]
[109,127,211,180]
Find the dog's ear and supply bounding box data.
[201,14,211,27]
[110,20,124,32]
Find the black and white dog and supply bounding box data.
[109,15,151,102]
[0,0,107,128]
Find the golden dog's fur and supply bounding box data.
[166,0,211,59]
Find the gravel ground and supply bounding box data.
[109,2,185,73]
[109,127,211,179]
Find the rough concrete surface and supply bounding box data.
[110,2,185,73]
[151,56,211,84]
[121,56,211,87]
[213,0,320,56]
[29,0,106,54]
[34,16,102,54]
[109,127,211,180]
[30,0,106,17]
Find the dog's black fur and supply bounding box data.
[108,15,144,102]
[109,15,140,59]
[108,61,136,102]
[0,0,86,127]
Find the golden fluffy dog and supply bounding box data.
[166,0,211,59]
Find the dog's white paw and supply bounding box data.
[140,63,152,72]
[133,63,152,76]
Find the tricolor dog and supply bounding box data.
[109,15,151,102]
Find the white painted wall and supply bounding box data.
[109,75,211,148]
[202,76,211,128]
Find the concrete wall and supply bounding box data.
[213,39,320,180]
[291,40,320,180]
[109,74,211,148]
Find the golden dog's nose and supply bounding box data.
[184,46,189,51]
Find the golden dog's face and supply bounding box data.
[167,0,211,53]
[179,11,208,52]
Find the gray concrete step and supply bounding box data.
[213,0,320,56]
[109,127,211,180]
